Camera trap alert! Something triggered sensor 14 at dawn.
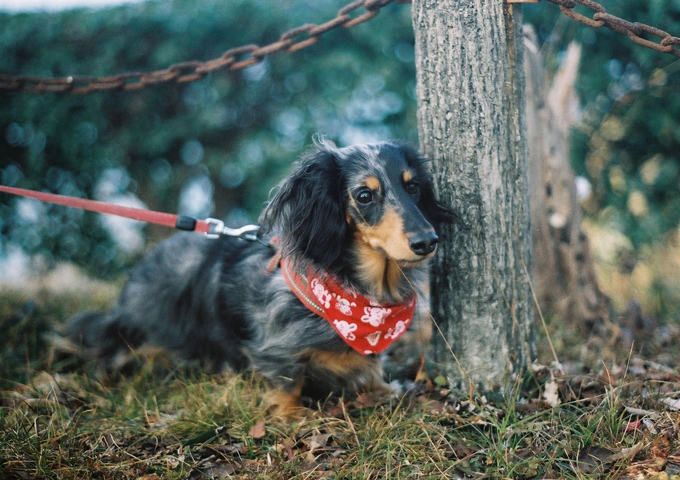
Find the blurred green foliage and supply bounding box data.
[0,0,417,276]
[525,1,680,247]
[0,0,679,277]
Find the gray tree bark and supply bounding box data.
[524,28,610,334]
[412,0,535,391]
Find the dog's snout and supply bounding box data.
[409,231,439,256]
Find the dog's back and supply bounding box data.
[67,232,263,373]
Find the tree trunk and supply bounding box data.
[524,27,611,335]
[412,1,535,391]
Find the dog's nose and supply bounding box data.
[409,231,439,256]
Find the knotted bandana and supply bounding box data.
[280,257,416,355]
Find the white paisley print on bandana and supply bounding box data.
[310,278,332,308]
[333,319,357,340]
[280,257,417,355]
[332,293,357,316]
[385,319,409,340]
[365,331,382,347]
[361,306,393,327]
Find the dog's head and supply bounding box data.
[260,141,455,271]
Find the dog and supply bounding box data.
[66,141,454,418]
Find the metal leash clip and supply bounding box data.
[204,218,260,241]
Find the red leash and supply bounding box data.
[0,184,259,241]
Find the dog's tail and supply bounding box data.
[47,311,114,370]
[65,311,109,346]
[52,311,154,376]
[53,311,125,358]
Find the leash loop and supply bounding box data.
[0,184,260,242]
[204,218,260,241]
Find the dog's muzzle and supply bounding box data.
[409,231,439,256]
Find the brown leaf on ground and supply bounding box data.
[566,446,618,475]
[306,433,332,451]
[282,437,295,461]
[272,437,296,461]
[248,419,266,439]
[301,433,334,463]
[610,442,644,462]
[416,394,446,414]
[353,392,380,408]
[203,442,246,459]
[623,457,668,478]
[187,461,240,480]
[649,436,672,459]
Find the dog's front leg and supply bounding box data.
[263,382,308,420]
[248,353,310,420]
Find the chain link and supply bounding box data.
[1,0,678,95]
[545,0,680,58]
[0,0,410,94]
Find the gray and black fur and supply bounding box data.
[67,141,454,416]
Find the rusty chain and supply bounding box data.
[544,0,680,58]
[0,0,411,94]
[1,0,678,95]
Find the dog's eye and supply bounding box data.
[356,190,373,205]
[405,182,420,197]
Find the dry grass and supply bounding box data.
[586,221,680,324]
[2,258,680,480]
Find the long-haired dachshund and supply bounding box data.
[66,141,454,418]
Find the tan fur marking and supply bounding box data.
[353,237,388,298]
[352,233,410,300]
[265,385,307,420]
[402,170,414,183]
[364,176,381,191]
[307,349,375,376]
[385,259,403,299]
[351,209,426,300]
[356,209,414,261]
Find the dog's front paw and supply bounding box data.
[264,388,311,421]
[362,377,402,401]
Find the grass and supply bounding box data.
[2,274,680,479]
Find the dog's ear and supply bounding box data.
[420,184,457,226]
[260,148,347,270]
[398,145,457,226]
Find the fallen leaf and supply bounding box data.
[248,419,266,439]
[204,442,245,458]
[642,418,658,434]
[610,442,644,462]
[543,378,560,407]
[282,437,295,461]
[101,433,118,449]
[303,433,334,463]
[662,397,680,410]
[433,375,448,387]
[649,436,671,459]
[559,446,616,475]
[665,460,680,476]
[192,462,237,479]
[625,406,659,419]
[354,392,376,408]
[307,433,332,451]
[514,457,540,477]
[417,396,445,413]
[624,420,641,432]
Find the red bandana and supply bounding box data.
[280,257,416,355]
